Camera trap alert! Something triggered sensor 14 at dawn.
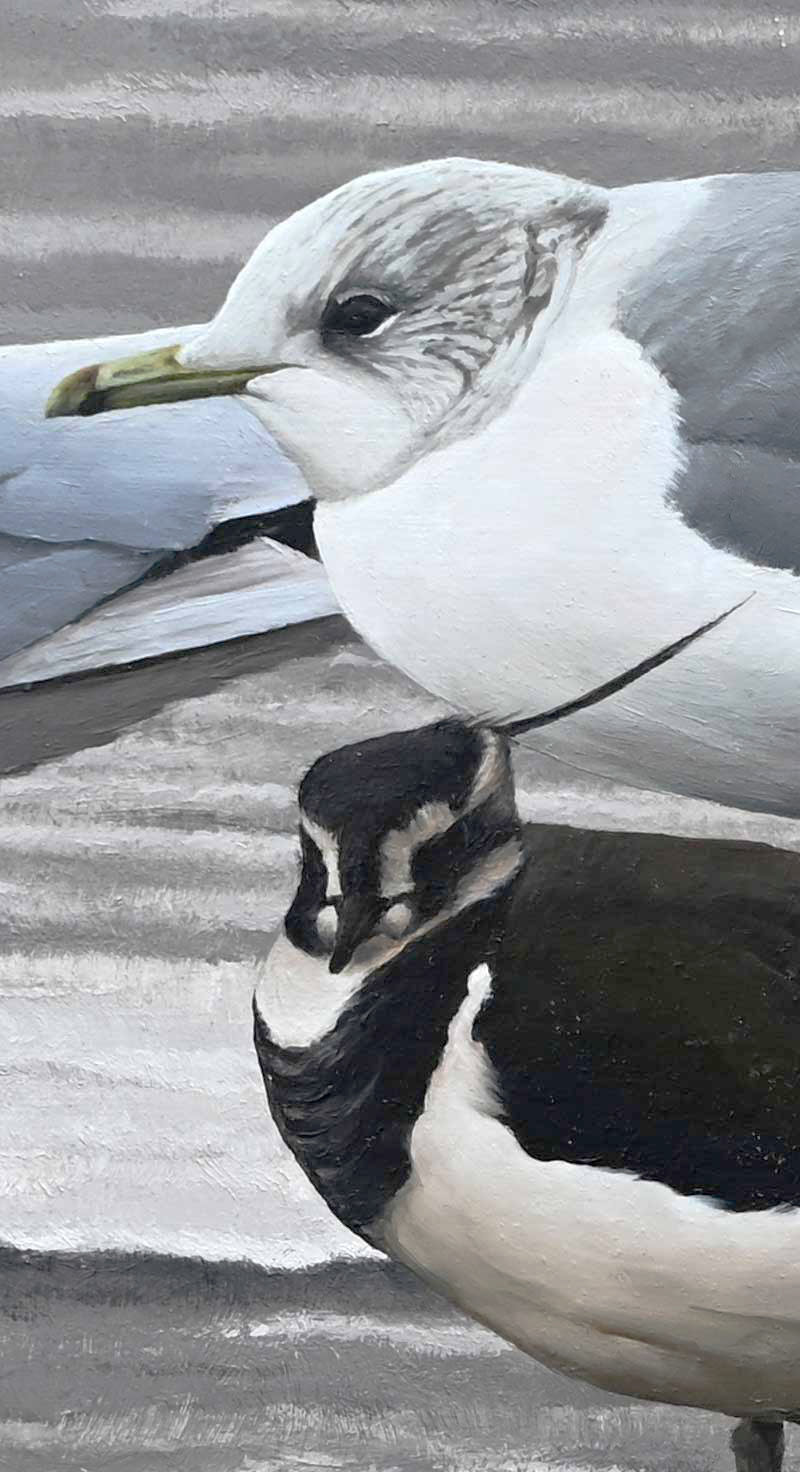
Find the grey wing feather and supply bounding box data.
[619,172,800,573]
[0,324,314,668]
[0,535,155,660]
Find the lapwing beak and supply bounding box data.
[329,895,382,975]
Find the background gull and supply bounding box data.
[0,324,336,686]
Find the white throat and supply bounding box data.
[255,837,522,1050]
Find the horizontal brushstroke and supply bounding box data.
[0,1248,755,1472]
[0,207,273,263]
[2,74,799,143]
[99,0,799,50]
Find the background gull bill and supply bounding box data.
[1,2,799,1469]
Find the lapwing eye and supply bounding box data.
[316,901,339,947]
[322,293,395,339]
[380,900,413,939]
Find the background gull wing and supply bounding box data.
[619,171,800,574]
[0,324,338,686]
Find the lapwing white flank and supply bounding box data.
[254,718,800,1472]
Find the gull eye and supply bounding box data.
[322,293,395,339]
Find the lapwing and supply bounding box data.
[253,716,800,1472]
[48,159,800,817]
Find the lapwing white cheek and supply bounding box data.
[380,901,413,939]
[316,904,339,947]
[256,929,368,1050]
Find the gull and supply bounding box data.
[0,325,335,687]
[46,157,800,816]
[254,716,800,1472]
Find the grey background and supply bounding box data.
[2,1,799,346]
[1,2,800,1469]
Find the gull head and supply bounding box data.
[46,158,608,500]
[287,716,522,975]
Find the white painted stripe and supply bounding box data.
[0,879,287,931]
[514,785,800,851]
[242,1309,508,1356]
[0,207,273,263]
[0,821,296,863]
[101,0,800,50]
[0,949,255,1001]
[0,776,294,811]
[0,1224,373,1270]
[0,76,796,143]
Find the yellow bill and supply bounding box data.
[45,343,264,418]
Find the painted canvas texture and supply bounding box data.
[2,3,800,1471]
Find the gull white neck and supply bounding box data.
[314,181,789,749]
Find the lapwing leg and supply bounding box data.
[730,1419,785,1472]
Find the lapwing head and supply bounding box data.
[47,159,608,501]
[287,717,522,974]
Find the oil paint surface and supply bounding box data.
[1,3,799,1469]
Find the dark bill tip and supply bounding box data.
[45,343,266,419]
[45,364,105,418]
[328,895,382,974]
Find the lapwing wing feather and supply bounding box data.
[474,824,800,1212]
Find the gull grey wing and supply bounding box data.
[0,530,157,663]
[0,325,330,673]
[0,535,337,688]
[619,172,800,574]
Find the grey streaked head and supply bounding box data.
[49,159,609,500]
[286,718,521,974]
[192,159,609,498]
